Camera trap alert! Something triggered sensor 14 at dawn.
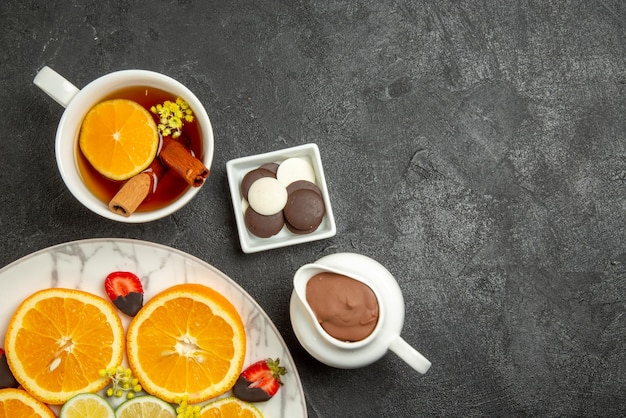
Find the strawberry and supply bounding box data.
[104,271,144,317]
[0,348,19,389]
[232,358,287,402]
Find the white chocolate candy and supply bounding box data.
[247,177,288,216]
[276,157,316,186]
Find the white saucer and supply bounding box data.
[289,252,406,368]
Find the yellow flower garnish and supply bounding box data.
[100,365,142,400]
[175,395,201,418]
[150,98,194,138]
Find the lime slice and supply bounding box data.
[60,393,115,418]
[115,395,176,418]
[200,397,264,418]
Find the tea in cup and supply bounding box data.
[33,66,214,223]
[291,253,431,374]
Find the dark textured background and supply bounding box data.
[1,1,624,417]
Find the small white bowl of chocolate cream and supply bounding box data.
[293,263,384,350]
[290,253,431,374]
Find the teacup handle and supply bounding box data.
[33,66,80,108]
[389,336,432,374]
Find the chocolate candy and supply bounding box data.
[284,188,326,231]
[241,167,275,200]
[244,207,285,238]
[240,158,326,238]
[276,157,316,186]
[259,162,279,175]
[247,177,288,216]
[285,220,319,235]
[286,180,322,196]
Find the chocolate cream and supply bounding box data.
[305,272,379,342]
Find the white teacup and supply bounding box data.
[33,66,214,223]
[290,253,432,374]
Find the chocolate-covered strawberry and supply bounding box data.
[233,358,286,402]
[104,271,144,317]
[0,348,19,389]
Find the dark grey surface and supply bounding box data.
[1,1,625,417]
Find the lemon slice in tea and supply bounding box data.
[79,99,159,181]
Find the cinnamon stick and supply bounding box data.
[159,136,209,187]
[108,159,165,217]
[108,135,208,216]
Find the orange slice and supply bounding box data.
[79,99,159,180]
[4,288,125,404]
[0,388,56,418]
[126,283,246,403]
[199,397,263,418]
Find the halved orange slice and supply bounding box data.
[79,99,159,180]
[4,288,125,404]
[126,283,246,403]
[0,388,56,417]
[200,397,263,418]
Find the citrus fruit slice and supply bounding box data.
[114,395,176,418]
[199,397,263,418]
[0,388,56,418]
[79,99,159,181]
[126,283,246,403]
[59,393,114,418]
[4,288,125,404]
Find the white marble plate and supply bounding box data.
[0,238,307,417]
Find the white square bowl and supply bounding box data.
[226,143,336,253]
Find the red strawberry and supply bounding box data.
[0,348,19,389]
[104,271,144,317]
[233,358,287,402]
